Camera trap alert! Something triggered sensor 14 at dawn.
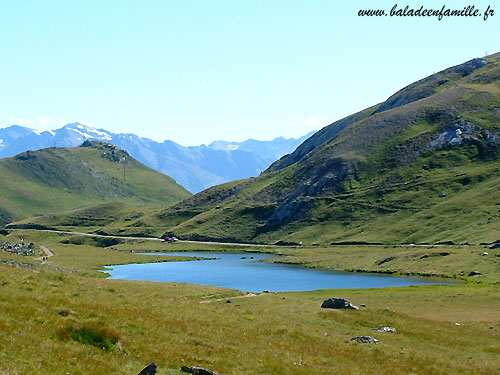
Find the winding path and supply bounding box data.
[37,245,54,262]
[32,229,282,248]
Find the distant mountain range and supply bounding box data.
[0,124,314,193]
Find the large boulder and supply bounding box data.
[349,336,378,344]
[138,362,157,375]
[321,298,359,310]
[181,366,219,375]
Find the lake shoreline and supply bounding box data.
[123,248,469,284]
[104,251,460,292]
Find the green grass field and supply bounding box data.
[0,142,190,226]
[1,229,499,374]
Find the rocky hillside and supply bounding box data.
[0,141,190,226]
[21,54,500,244]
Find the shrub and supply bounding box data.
[61,323,120,351]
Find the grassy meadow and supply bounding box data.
[0,229,499,374]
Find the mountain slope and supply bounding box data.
[94,53,500,244]
[0,124,313,193]
[0,141,190,226]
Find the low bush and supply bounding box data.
[60,323,120,351]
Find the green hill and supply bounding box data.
[0,141,190,226]
[19,54,500,244]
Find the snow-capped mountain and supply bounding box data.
[0,123,314,193]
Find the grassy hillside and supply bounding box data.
[80,53,500,245]
[0,141,190,226]
[15,54,500,244]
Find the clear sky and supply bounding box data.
[1,1,498,145]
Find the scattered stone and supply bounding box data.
[0,241,38,256]
[372,326,396,333]
[361,304,366,307]
[384,308,395,312]
[181,366,219,375]
[375,256,396,265]
[468,271,482,276]
[321,298,359,310]
[349,336,378,344]
[483,252,489,256]
[262,289,269,293]
[225,300,231,304]
[489,243,500,249]
[420,252,450,259]
[138,362,157,375]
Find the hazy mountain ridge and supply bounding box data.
[0,124,314,193]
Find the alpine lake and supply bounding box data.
[104,252,457,292]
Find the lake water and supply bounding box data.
[104,252,456,292]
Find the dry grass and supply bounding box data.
[0,263,499,374]
[1,230,499,374]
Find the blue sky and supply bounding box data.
[1,1,498,145]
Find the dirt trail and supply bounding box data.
[32,229,282,247]
[37,246,53,262]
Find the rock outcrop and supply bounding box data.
[0,241,37,256]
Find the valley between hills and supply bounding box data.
[1,54,500,374]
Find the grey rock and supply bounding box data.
[0,241,37,256]
[138,362,157,375]
[427,120,499,152]
[181,366,219,375]
[489,243,500,249]
[375,256,396,265]
[372,326,396,333]
[321,298,359,310]
[468,271,482,276]
[349,336,378,344]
